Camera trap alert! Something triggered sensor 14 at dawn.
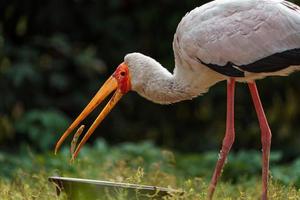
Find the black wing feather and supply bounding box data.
[198,48,300,77]
[197,58,245,77]
[238,48,300,73]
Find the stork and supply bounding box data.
[55,0,300,199]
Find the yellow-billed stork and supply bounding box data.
[55,0,300,199]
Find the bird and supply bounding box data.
[54,0,300,199]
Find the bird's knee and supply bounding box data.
[222,135,235,152]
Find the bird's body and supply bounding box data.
[55,0,300,199]
[174,0,300,82]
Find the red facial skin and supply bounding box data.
[113,63,131,94]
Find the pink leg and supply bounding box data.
[208,78,236,200]
[248,82,271,200]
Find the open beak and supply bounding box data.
[55,76,124,159]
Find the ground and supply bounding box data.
[1,140,300,199]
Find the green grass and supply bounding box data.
[1,140,300,199]
[1,170,299,199]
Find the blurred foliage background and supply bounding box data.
[1,0,300,185]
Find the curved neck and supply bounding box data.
[135,61,219,104]
[126,53,224,104]
[140,72,193,104]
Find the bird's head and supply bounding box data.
[55,53,155,159]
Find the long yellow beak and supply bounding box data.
[54,76,123,159]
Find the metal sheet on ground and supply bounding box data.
[49,176,180,200]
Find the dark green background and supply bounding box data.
[1,0,300,161]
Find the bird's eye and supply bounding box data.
[120,71,126,76]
